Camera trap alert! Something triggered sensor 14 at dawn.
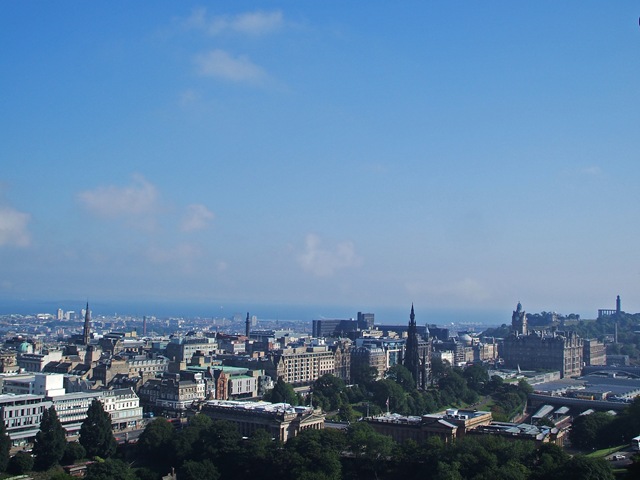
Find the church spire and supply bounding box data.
[83,302,91,346]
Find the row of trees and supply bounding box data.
[0,398,118,477]
[308,362,530,422]
[0,410,620,480]
[131,415,619,480]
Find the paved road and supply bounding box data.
[605,450,633,467]
[114,428,144,444]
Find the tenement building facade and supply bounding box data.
[270,346,335,386]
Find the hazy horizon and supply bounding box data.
[0,298,603,327]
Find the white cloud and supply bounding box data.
[297,234,361,277]
[185,8,284,36]
[181,204,215,232]
[77,175,158,218]
[194,49,267,83]
[228,11,284,35]
[0,205,31,247]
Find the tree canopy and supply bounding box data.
[33,406,67,470]
[0,413,11,472]
[84,458,137,480]
[79,399,117,459]
[263,377,300,405]
[125,410,617,480]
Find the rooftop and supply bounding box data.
[203,399,313,415]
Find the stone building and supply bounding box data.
[165,334,217,363]
[17,350,64,372]
[269,346,335,386]
[0,351,19,373]
[92,354,169,387]
[329,339,351,383]
[138,371,206,412]
[199,400,325,442]
[350,345,387,381]
[366,409,492,444]
[501,303,583,378]
[583,339,606,366]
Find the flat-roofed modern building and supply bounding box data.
[0,393,51,445]
[50,391,102,435]
[312,319,358,338]
[228,375,258,399]
[2,373,66,397]
[199,400,325,442]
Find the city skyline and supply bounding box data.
[2,2,640,318]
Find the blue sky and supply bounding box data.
[1,1,639,319]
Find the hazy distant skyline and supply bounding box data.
[2,2,639,318]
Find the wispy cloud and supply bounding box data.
[581,165,602,176]
[181,204,214,232]
[77,175,158,219]
[178,89,201,107]
[297,234,361,277]
[0,205,31,247]
[194,49,267,83]
[185,8,284,36]
[145,243,203,274]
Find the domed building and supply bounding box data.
[18,341,32,354]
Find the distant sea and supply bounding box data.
[0,299,506,327]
